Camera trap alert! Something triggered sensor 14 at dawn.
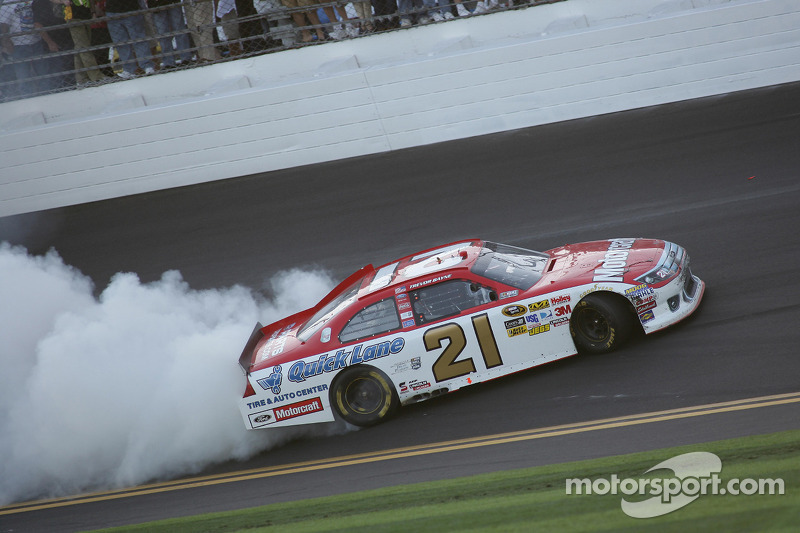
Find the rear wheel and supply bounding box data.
[331,366,399,427]
[570,294,634,354]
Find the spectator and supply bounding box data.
[57,0,107,85]
[316,0,350,40]
[253,0,295,48]
[424,0,453,22]
[149,0,192,68]
[105,0,156,77]
[215,0,241,56]
[349,0,372,34]
[89,0,114,75]
[370,0,396,31]
[32,0,75,90]
[184,0,219,61]
[281,0,325,43]
[0,0,53,97]
[454,0,492,17]
[397,0,424,27]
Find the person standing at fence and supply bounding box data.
[105,0,155,77]
[32,0,75,90]
[55,0,107,85]
[0,0,53,97]
[184,0,219,62]
[214,0,241,56]
[149,0,191,68]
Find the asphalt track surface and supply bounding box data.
[2,81,800,531]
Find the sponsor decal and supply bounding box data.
[253,413,272,424]
[265,384,328,405]
[502,304,527,317]
[550,317,570,327]
[550,295,571,306]
[409,274,452,290]
[274,397,324,422]
[507,325,528,337]
[636,299,657,313]
[288,337,406,383]
[526,310,552,324]
[397,293,409,301]
[400,311,413,320]
[529,323,551,336]
[247,399,267,410]
[395,285,407,294]
[639,310,655,323]
[580,284,614,298]
[257,323,296,362]
[391,357,421,374]
[504,317,525,329]
[625,284,655,299]
[528,299,550,312]
[400,379,432,393]
[594,238,636,282]
[554,305,572,317]
[499,290,519,299]
[398,302,411,310]
[402,319,415,328]
[256,365,283,394]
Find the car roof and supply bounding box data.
[358,239,483,296]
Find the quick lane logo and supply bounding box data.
[594,239,636,282]
[288,337,405,383]
[274,397,323,421]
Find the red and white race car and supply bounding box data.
[238,238,704,429]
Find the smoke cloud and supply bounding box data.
[0,242,341,505]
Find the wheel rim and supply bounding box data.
[576,307,610,342]
[344,376,383,415]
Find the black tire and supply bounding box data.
[570,293,634,354]
[330,366,399,427]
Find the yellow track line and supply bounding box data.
[3,390,799,515]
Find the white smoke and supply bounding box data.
[0,242,341,505]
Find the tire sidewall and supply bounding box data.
[331,366,398,427]
[570,294,631,354]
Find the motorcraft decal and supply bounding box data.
[593,239,636,282]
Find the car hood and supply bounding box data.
[541,238,668,287]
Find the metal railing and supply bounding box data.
[0,0,562,102]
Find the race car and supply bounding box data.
[238,238,704,430]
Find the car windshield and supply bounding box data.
[471,241,549,290]
[297,278,362,342]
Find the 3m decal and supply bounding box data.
[425,313,502,383]
[553,305,572,317]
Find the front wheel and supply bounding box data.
[570,294,634,354]
[330,366,399,427]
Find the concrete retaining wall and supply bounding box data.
[1,0,798,217]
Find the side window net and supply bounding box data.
[339,298,400,343]
[410,280,494,325]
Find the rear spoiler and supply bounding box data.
[238,322,264,375]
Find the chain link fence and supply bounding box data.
[0,0,561,102]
